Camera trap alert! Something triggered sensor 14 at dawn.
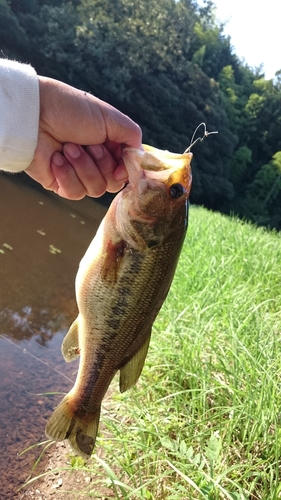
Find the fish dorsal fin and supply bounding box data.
[61,318,80,362]
[119,332,151,393]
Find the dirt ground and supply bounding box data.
[16,442,114,500]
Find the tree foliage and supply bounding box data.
[2,0,281,229]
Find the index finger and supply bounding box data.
[99,102,142,149]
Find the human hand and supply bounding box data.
[51,140,131,199]
[25,76,142,199]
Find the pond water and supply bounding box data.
[0,173,110,499]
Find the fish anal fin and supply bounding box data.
[45,393,100,460]
[61,318,80,362]
[119,332,151,393]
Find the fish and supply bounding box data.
[45,144,192,459]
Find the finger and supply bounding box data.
[99,102,142,149]
[25,131,62,191]
[98,141,128,183]
[26,159,59,193]
[85,144,126,193]
[51,152,88,200]
[113,162,129,182]
[63,143,109,197]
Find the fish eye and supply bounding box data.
[169,183,185,199]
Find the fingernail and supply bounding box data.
[64,143,81,159]
[52,152,64,166]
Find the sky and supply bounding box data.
[199,0,281,79]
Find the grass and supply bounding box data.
[32,206,281,499]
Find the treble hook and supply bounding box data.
[184,123,218,153]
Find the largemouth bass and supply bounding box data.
[46,144,192,458]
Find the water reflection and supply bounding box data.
[1,305,68,345]
[0,173,108,498]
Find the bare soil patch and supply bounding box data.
[16,442,114,500]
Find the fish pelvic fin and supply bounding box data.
[119,332,151,393]
[45,394,100,460]
[61,318,80,362]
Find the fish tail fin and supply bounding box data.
[45,393,101,460]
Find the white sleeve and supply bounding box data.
[0,59,39,173]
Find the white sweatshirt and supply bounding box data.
[0,59,39,173]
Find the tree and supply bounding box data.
[3,0,281,228]
[0,0,31,60]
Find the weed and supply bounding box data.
[27,207,281,499]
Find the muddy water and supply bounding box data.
[0,173,110,499]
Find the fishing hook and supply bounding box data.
[184,122,218,153]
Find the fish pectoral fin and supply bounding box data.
[61,318,80,362]
[45,393,101,460]
[101,239,126,282]
[119,332,151,393]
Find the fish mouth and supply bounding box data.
[123,144,192,191]
[141,144,192,171]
